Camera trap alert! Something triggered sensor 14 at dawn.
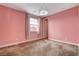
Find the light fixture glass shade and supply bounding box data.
[39,10,48,16]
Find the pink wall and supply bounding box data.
[78,6,79,43]
[0,5,46,47]
[47,7,78,44]
[0,5,26,46]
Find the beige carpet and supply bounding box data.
[0,39,78,56]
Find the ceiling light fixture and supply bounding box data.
[39,10,48,16]
[39,4,48,16]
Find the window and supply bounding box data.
[29,17,39,32]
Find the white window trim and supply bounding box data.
[28,15,40,33]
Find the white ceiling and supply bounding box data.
[0,3,78,17]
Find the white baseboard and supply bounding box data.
[0,38,44,48]
[0,40,27,48]
[49,39,79,46]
